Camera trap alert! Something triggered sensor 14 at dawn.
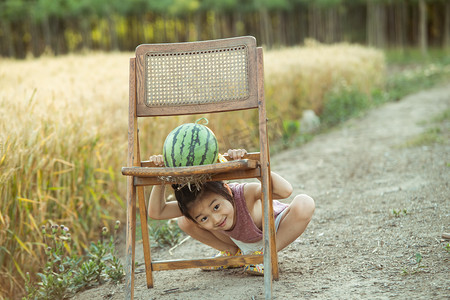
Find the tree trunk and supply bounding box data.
[194,12,202,41]
[80,18,92,50]
[326,7,339,43]
[419,0,427,56]
[108,15,119,51]
[232,11,244,37]
[297,6,308,44]
[1,20,16,57]
[260,9,272,47]
[29,20,41,57]
[308,5,317,41]
[392,0,407,49]
[444,1,450,48]
[367,1,386,48]
[42,17,52,53]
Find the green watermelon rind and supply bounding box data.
[163,123,219,167]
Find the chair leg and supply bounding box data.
[270,222,279,280]
[125,177,137,299]
[137,186,154,288]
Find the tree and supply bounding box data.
[366,0,387,48]
[418,0,428,56]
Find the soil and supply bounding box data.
[74,84,450,300]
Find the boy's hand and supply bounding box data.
[149,155,165,167]
[227,149,247,160]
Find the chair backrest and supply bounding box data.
[133,36,259,117]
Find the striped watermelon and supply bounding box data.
[163,118,219,167]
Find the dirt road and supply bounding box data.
[76,84,450,299]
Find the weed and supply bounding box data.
[385,63,450,102]
[402,127,443,148]
[392,209,408,217]
[402,252,428,275]
[282,119,300,144]
[24,221,124,300]
[444,243,450,252]
[148,219,183,248]
[321,88,371,128]
[431,108,450,123]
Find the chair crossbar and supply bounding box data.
[151,254,263,271]
[133,168,261,186]
[122,159,259,177]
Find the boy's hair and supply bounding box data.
[172,181,234,223]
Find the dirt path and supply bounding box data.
[75,84,450,299]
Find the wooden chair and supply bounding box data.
[121,36,278,299]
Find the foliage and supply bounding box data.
[392,209,408,218]
[402,252,428,275]
[0,0,448,58]
[282,119,300,143]
[321,88,371,128]
[148,220,183,248]
[23,222,124,300]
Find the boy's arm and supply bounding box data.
[244,171,293,204]
[269,171,293,199]
[147,155,182,220]
[148,185,183,220]
[226,149,293,201]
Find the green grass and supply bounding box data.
[403,127,443,147]
[384,48,450,101]
[385,48,450,65]
[319,48,450,130]
[400,108,450,148]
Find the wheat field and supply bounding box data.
[0,43,384,297]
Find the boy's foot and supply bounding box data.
[201,249,243,271]
[244,250,264,276]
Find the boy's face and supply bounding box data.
[188,191,235,231]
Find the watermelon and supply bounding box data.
[163,118,219,167]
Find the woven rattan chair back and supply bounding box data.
[134,36,258,116]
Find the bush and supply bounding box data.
[321,88,371,128]
[24,222,124,300]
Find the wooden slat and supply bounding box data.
[122,159,258,177]
[152,254,263,271]
[257,47,277,300]
[134,168,261,186]
[125,58,137,300]
[135,136,153,288]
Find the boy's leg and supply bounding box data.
[243,194,314,276]
[177,217,239,253]
[275,194,315,252]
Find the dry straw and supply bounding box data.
[0,44,384,297]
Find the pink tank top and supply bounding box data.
[223,183,288,243]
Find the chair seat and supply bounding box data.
[122,159,259,178]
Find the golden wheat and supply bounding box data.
[264,39,385,116]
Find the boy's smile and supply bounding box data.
[189,191,235,231]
